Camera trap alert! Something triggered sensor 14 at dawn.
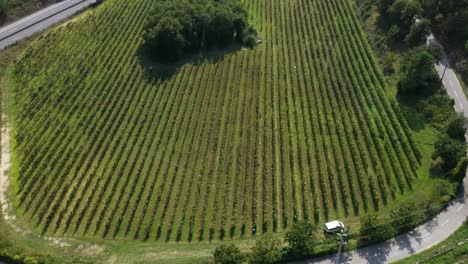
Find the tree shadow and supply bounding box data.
[423,217,439,233]
[357,241,392,264]
[138,44,243,82]
[397,96,427,132]
[394,230,420,253]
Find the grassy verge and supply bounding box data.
[393,221,468,264]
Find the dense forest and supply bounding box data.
[143,0,257,61]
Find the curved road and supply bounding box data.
[0,0,96,50]
[294,35,468,264]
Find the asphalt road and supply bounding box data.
[294,35,468,264]
[0,0,96,50]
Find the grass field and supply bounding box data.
[8,0,424,243]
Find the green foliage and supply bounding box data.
[0,0,7,16]
[451,158,468,182]
[382,52,397,74]
[387,0,421,33]
[390,202,425,232]
[214,244,244,264]
[404,19,431,46]
[416,94,454,128]
[285,221,318,257]
[249,235,282,264]
[433,134,466,172]
[446,114,466,141]
[143,0,256,61]
[399,50,440,95]
[359,214,396,245]
[144,17,185,61]
[427,41,444,62]
[421,0,468,48]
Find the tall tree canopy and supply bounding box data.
[143,0,257,61]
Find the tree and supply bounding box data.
[284,221,317,257]
[359,214,396,245]
[390,202,425,233]
[143,0,257,62]
[428,41,444,61]
[0,0,7,17]
[388,0,422,33]
[214,244,244,264]
[144,17,185,61]
[405,19,431,46]
[446,114,466,140]
[399,50,440,94]
[433,134,466,172]
[249,235,282,264]
[451,158,468,182]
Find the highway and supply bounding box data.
[0,0,96,50]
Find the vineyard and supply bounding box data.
[9,0,421,242]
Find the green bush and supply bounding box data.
[143,0,257,62]
[285,221,318,257]
[433,134,466,172]
[249,235,282,264]
[399,50,440,95]
[213,244,244,264]
[359,214,396,245]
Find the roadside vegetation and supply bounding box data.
[0,0,60,26]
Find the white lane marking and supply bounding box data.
[449,79,454,86]
[460,103,464,110]
[457,204,464,212]
[441,219,449,226]
[420,233,430,238]
[454,91,459,97]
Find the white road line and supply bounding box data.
[457,204,465,212]
[454,91,459,97]
[460,103,464,110]
[419,233,430,238]
[449,79,454,86]
[441,219,449,226]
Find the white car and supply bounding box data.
[324,220,344,233]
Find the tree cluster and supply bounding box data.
[433,114,467,172]
[0,0,7,17]
[143,0,257,62]
[213,221,321,264]
[398,49,440,95]
[378,0,427,45]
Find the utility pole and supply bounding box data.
[336,231,348,264]
[441,64,448,81]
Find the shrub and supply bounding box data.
[284,221,317,257]
[405,19,431,46]
[143,0,257,62]
[249,235,282,264]
[214,244,244,264]
[433,134,466,172]
[359,214,396,245]
[428,41,444,62]
[446,114,466,141]
[399,50,440,95]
